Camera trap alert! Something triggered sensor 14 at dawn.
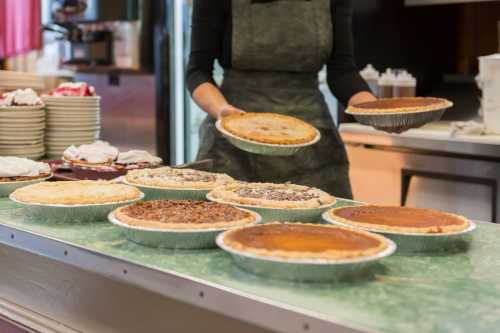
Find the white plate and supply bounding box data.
[47,120,100,126]
[215,120,321,156]
[0,132,44,139]
[0,117,45,124]
[0,139,43,145]
[46,131,99,138]
[0,105,45,111]
[0,110,45,118]
[46,106,100,112]
[0,123,45,130]
[46,125,100,131]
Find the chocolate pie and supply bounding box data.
[328,205,470,234]
[125,167,234,190]
[221,223,390,260]
[220,113,318,145]
[347,97,452,114]
[208,182,336,209]
[114,200,258,230]
[11,180,143,205]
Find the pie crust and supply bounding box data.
[125,167,234,190]
[347,97,452,114]
[114,200,258,230]
[208,182,336,209]
[220,113,318,145]
[0,172,51,183]
[329,205,470,234]
[222,222,389,260]
[12,180,143,205]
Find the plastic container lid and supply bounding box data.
[394,70,416,87]
[360,64,380,81]
[378,68,396,86]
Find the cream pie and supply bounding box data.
[115,150,162,169]
[0,88,43,107]
[328,205,470,234]
[11,180,142,205]
[125,167,234,189]
[0,157,51,182]
[114,200,257,230]
[208,182,336,209]
[63,141,119,167]
[220,113,318,145]
[221,222,389,260]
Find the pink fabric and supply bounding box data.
[0,0,41,58]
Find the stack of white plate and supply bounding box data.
[42,96,101,157]
[0,105,46,159]
[0,70,44,92]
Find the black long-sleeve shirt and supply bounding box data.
[186,0,370,106]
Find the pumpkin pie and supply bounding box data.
[347,97,452,114]
[208,182,336,209]
[11,180,143,205]
[328,205,470,234]
[114,200,258,230]
[220,112,318,145]
[221,222,390,260]
[125,167,234,190]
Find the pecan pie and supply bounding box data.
[347,97,452,114]
[11,180,143,205]
[125,167,234,190]
[220,113,318,145]
[114,200,258,229]
[328,205,470,234]
[208,182,336,209]
[221,223,390,260]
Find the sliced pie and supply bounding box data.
[208,182,336,209]
[220,112,318,145]
[328,205,470,234]
[347,97,452,114]
[125,167,233,189]
[11,180,143,205]
[114,200,258,230]
[221,223,390,260]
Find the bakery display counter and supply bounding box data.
[0,198,500,333]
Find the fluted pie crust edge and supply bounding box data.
[347,97,452,114]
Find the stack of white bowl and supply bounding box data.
[42,96,101,157]
[0,70,44,93]
[0,104,46,159]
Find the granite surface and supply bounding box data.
[0,198,499,333]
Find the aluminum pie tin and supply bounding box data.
[322,211,476,254]
[0,174,52,197]
[216,230,396,282]
[123,179,210,200]
[215,120,321,156]
[9,192,144,223]
[108,208,261,249]
[346,102,453,133]
[206,192,335,223]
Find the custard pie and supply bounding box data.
[221,222,390,260]
[125,167,233,189]
[11,180,142,205]
[114,200,258,230]
[347,97,452,114]
[208,182,335,209]
[328,205,470,234]
[220,113,318,145]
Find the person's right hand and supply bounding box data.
[217,104,246,119]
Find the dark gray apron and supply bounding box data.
[197,0,352,199]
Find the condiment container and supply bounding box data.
[360,64,380,97]
[378,69,396,99]
[393,70,417,98]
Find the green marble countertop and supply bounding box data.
[0,198,499,333]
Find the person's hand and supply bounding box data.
[216,104,245,119]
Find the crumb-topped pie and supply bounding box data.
[220,112,318,145]
[114,200,258,230]
[208,182,336,209]
[221,223,390,260]
[11,180,142,205]
[125,167,233,189]
[347,97,452,114]
[328,205,470,234]
[0,157,51,182]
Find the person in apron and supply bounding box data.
[186,0,376,199]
